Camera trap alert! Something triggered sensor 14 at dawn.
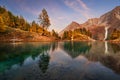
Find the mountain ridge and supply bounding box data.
[60,6,120,40]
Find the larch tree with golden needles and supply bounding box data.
[38,8,51,35]
[0,16,6,32]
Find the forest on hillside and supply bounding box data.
[0,6,60,41]
[0,6,120,41]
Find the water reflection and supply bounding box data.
[0,42,51,73]
[84,42,120,74]
[0,42,120,80]
[105,41,109,54]
[110,43,120,53]
[39,52,50,73]
[50,42,58,52]
[63,41,92,58]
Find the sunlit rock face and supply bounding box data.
[81,18,99,28]
[87,6,120,40]
[98,6,120,40]
[60,6,120,40]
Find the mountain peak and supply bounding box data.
[60,6,120,40]
[71,21,79,25]
[59,21,81,35]
[64,21,81,31]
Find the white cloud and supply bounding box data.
[64,0,92,19]
[76,0,89,10]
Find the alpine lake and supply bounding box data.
[0,41,120,80]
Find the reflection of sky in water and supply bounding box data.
[49,47,120,80]
[0,42,120,80]
[23,56,40,65]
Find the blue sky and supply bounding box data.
[0,0,119,32]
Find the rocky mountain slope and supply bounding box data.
[60,6,120,40]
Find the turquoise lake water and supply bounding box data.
[0,41,120,80]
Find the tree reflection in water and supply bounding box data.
[0,42,51,73]
[63,41,92,58]
[39,52,50,73]
[85,52,120,74]
[1,42,120,80]
[110,43,120,54]
[79,42,120,74]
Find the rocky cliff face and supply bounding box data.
[81,18,99,28]
[97,6,120,40]
[60,6,120,40]
[99,6,120,38]
[99,6,120,26]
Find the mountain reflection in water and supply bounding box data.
[0,41,120,80]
